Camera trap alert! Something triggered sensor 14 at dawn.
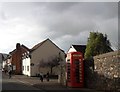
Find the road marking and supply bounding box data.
[16,79,34,85]
[15,79,41,90]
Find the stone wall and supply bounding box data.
[84,51,120,92]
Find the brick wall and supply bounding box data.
[84,51,120,91]
[11,44,29,74]
[11,49,22,74]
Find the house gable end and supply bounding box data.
[67,45,86,58]
[31,38,65,54]
[68,46,77,53]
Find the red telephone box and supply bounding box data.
[66,52,84,88]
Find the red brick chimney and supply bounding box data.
[16,43,21,50]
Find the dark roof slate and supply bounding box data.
[31,39,47,51]
[9,44,30,55]
[72,45,86,55]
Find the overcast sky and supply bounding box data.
[0,2,118,53]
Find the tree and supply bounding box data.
[38,53,63,75]
[47,56,60,74]
[85,32,113,59]
[46,52,64,75]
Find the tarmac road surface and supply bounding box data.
[1,72,104,92]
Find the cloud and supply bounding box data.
[0,2,118,53]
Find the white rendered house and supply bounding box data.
[22,53,31,76]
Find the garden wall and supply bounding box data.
[84,51,120,92]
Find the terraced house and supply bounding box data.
[8,43,30,74]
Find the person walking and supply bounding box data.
[39,72,43,82]
[8,65,12,79]
[46,72,49,82]
[4,64,8,74]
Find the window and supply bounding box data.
[27,66,29,71]
[29,55,31,59]
[23,66,24,70]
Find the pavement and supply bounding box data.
[10,74,104,92]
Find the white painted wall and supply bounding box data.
[7,58,11,65]
[67,46,77,53]
[22,57,31,76]
[2,61,6,68]
[3,58,11,68]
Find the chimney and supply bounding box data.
[16,43,21,50]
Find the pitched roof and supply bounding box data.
[31,38,65,53]
[21,44,30,51]
[72,45,86,55]
[0,53,8,62]
[31,39,48,51]
[9,44,30,55]
[2,54,8,60]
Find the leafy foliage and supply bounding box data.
[85,32,113,59]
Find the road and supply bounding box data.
[1,72,104,92]
[1,72,43,92]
